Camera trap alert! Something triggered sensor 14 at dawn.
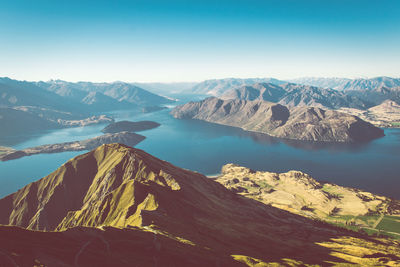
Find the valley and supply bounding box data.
[1,76,400,266]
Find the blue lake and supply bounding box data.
[1,107,400,199]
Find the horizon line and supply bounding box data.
[1,75,399,84]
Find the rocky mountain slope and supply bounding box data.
[347,85,400,106]
[171,97,384,142]
[221,82,368,109]
[0,144,399,266]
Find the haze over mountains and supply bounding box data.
[1,77,173,112]
[190,76,400,108]
[0,144,399,266]
[220,82,369,109]
[289,77,400,107]
[3,75,400,144]
[191,77,286,96]
[0,77,173,141]
[290,76,400,91]
[36,79,173,108]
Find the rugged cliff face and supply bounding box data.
[0,144,399,266]
[171,97,384,142]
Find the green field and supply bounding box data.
[327,215,378,227]
[376,215,400,234]
[391,122,400,126]
[328,215,400,240]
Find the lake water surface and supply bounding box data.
[1,107,400,199]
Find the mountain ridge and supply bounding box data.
[221,82,369,109]
[171,97,384,142]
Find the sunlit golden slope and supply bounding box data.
[216,164,400,219]
[0,144,399,266]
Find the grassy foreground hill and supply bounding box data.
[215,164,400,239]
[0,144,399,266]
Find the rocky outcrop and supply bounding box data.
[101,120,160,133]
[0,143,399,266]
[171,97,384,142]
[0,132,145,161]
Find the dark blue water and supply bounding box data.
[1,107,400,199]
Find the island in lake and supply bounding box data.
[101,120,160,133]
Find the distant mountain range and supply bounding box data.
[0,77,173,142]
[290,76,400,91]
[36,80,173,108]
[190,77,286,96]
[220,82,369,109]
[134,82,198,95]
[1,77,173,112]
[289,77,400,107]
[0,143,398,265]
[188,76,400,107]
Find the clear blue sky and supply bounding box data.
[1,0,399,82]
